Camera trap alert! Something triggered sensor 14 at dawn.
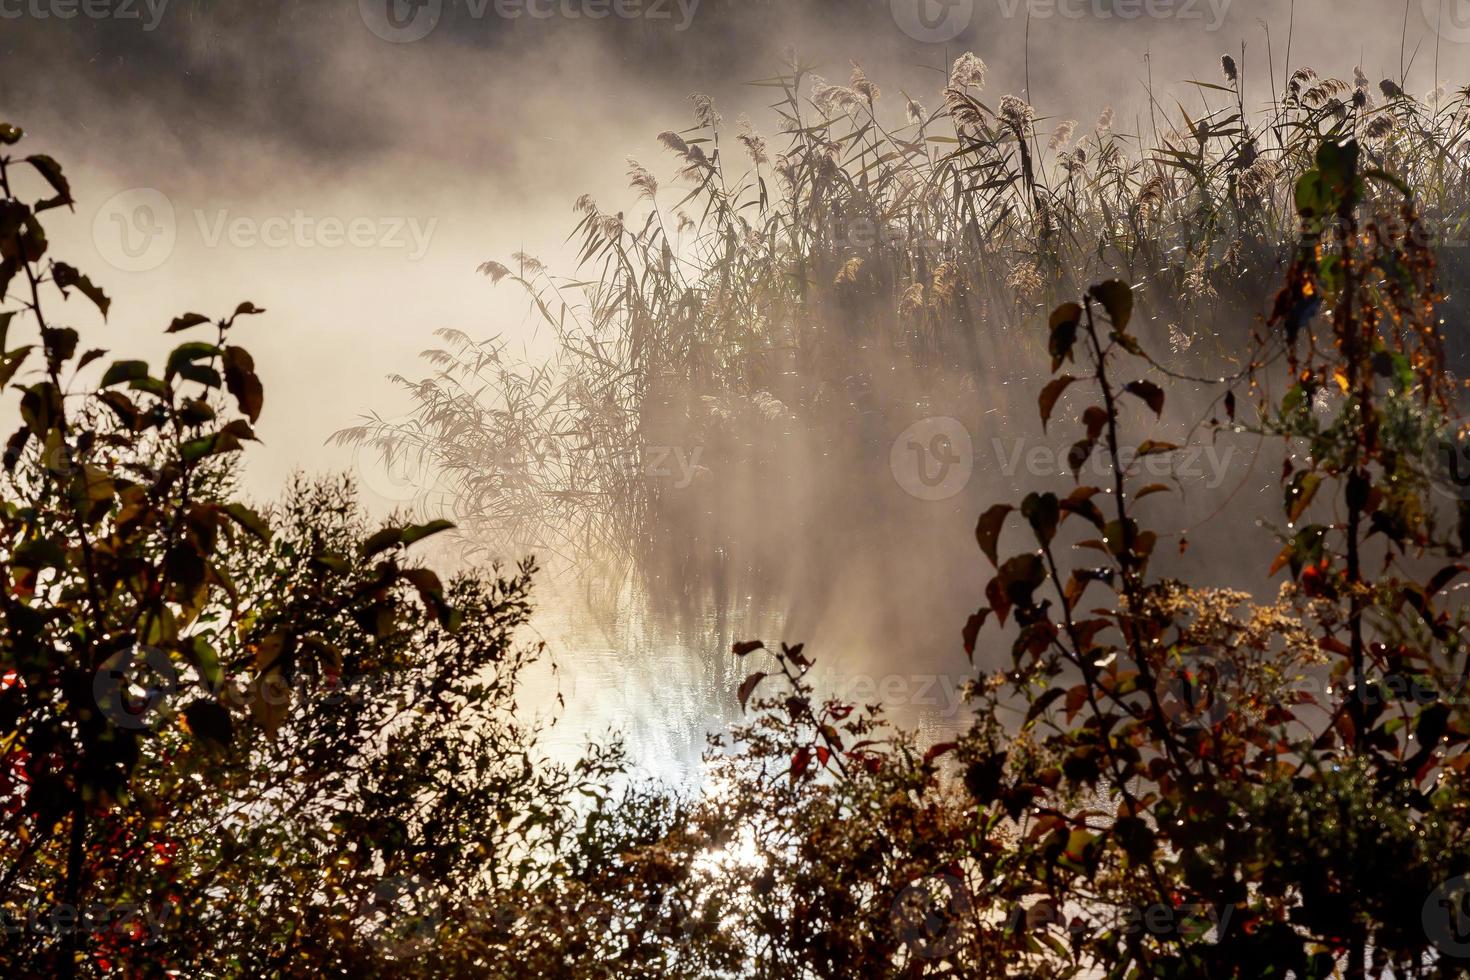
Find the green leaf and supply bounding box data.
[165,342,220,380]
[187,636,223,689]
[106,358,150,384]
[222,502,272,541]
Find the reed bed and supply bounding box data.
[334,55,1470,622]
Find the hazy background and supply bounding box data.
[2,0,1465,778]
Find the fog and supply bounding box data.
[2,0,1467,778]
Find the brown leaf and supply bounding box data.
[737,671,767,711]
[1039,375,1076,431]
[1124,380,1164,417]
[975,504,1013,567]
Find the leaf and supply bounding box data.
[732,640,765,657]
[1287,472,1322,523]
[1025,687,1066,725]
[997,553,1047,608]
[1039,375,1076,431]
[1135,440,1179,457]
[51,262,110,319]
[25,155,72,211]
[1048,302,1081,370]
[402,519,455,546]
[1124,380,1164,417]
[975,504,1013,567]
[183,699,233,748]
[1088,280,1133,330]
[1134,483,1172,501]
[1082,405,1107,440]
[168,313,212,333]
[222,345,263,422]
[790,746,812,781]
[362,526,403,557]
[962,608,991,658]
[222,502,272,541]
[1064,684,1089,722]
[180,427,249,463]
[229,302,265,324]
[738,672,767,711]
[0,346,32,388]
[186,636,222,689]
[1021,492,1060,545]
[165,341,220,380]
